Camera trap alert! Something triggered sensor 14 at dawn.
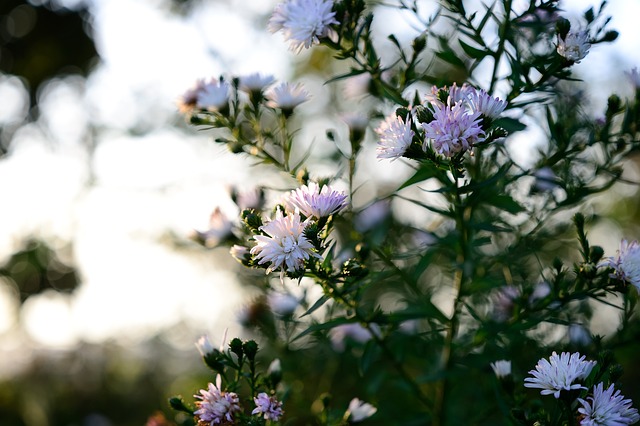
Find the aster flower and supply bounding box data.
[193,207,234,248]
[467,88,507,120]
[230,245,250,263]
[266,82,310,112]
[239,73,275,93]
[285,182,348,219]
[627,67,640,88]
[268,0,338,52]
[492,285,521,322]
[250,208,320,280]
[195,335,215,358]
[330,323,379,352]
[422,102,485,157]
[252,392,284,421]
[578,383,640,425]
[375,113,414,160]
[345,398,377,422]
[177,79,205,114]
[524,351,596,398]
[491,360,512,379]
[194,375,242,425]
[603,239,640,292]
[557,30,591,63]
[268,292,299,316]
[196,79,231,112]
[424,82,471,108]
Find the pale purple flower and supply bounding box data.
[345,398,377,422]
[524,351,596,398]
[195,335,215,357]
[231,187,265,211]
[330,323,379,352]
[230,245,250,263]
[265,82,310,111]
[604,240,640,292]
[196,79,231,112]
[285,182,348,219]
[557,30,591,63]
[239,73,275,93]
[375,113,414,160]
[177,79,205,113]
[491,360,512,379]
[627,68,640,88]
[250,208,320,280]
[578,383,640,425]
[194,207,234,248]
[467,88,507,120]
[252,392,284,421]
[194,375,242,425]
[492,285,521,322]
[268,0,338,52]
[421,102,485,157]
[424,82,472,108]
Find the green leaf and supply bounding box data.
[459,39,489,60]
[293,317,355,341]
[487,194,525,214]
[492,117,526,133]
[435,50,466,69]
[398,166,438,190]
[358,340,381,376]
[300,295,330,318]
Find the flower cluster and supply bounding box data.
[194,375,242,425]
[252,392,284,421]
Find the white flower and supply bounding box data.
[194,207,234,248]
[285,181,348,219]
[196,79,231,111]
[557,30,591,63]
[578,383,640,426]
[265,82,310,111]
[627,67,640,88]
[375,113,414,160]
[195,335,215,357]
[268,292,299,315]
[330,323,379,352]
[250,208,320,280]
[177,79,205,113]
[345,398,377,422]
[230,245,250,263]
[467,88,507,120]
[252,392,284,421]
[268,358,282,377]
[194,375,242,425]
[524,351,596,398]
[268,0,338,52]
[604,240,640,292]
[239,73,275,93]
[491,360,512,379]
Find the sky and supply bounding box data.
[0,0,639,369]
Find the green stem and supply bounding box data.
[488,0,512,94]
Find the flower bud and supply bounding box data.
[229,337,244,361]
[268,358,282,386]
[243,340,259,361]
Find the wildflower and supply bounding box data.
[375,113,414,160]
[345,398,377,422]
[341,113,369,145]
[268,292,299,316]
[239,73,275,93]
[252,392,284,421]
[491,360,512,379]
[330,323,379,352]
[627,67,640,88]
[193,208,234,248]
[421,102,485,157]
[285,181,348,219]
[178,79,205,113]
[557,30,590,63]
[250,208,320,280]
[424,82,471,108]
[578,383,640,425]
[195,335,215,357]
[467,88,507,120]
[268,0,338,52]
[603,239,640,292]
[524,351,596,398]
[231,187,265,211]
[492,285,521,322]
[265,82,310,113]
[230,245,250,263]
[354,200,389,233]
[196,79,231,112]
[194,375,242,425]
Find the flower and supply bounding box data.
[265,82,310,111]
[252,392,284,421]
[421,102,485,157]
[194,375,242,425]
[177,79,205,113]
[345,398,377,422]
[239,73,275,93]
[195,335,215,357]
[557,30,591,63]
[627,67,640,88]
[467,88,507,120]
[268,292,299,315]
[604,240,640,291]
[491,360,512,379]
[375,113,414,160]
[196,79,231,111]
[250,208,320,280]
[285,182,348,219]
[193,207,234,248]
[330,323,379,352]
[492,285,521,322]
[230,245,250,263]
[578,383,640,425]
[524,351,596,398]
[268,0,338,52]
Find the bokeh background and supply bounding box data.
[1,0,640,424]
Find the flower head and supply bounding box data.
[252,392,284,421]
[524,351,596,398]
[250,208,320,280]
[266,82,310,111]
[491,360,512,379]
[195,335,215,358]
[557,30,591,63]
[178,79,206,113]
[375,113,414,160]
[345,398,377,422]
[285,181,348,219]
[239,73,275,93]
[196,79,231,112]
[194,375,242,425]
[421,102,485,157]
[193,207,234,248]
[268,0,338,52]
[578,383,640,425]
[467,88,507,120]
[330,323,379,352]
[604,240,640,292]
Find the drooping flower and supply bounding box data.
[467,88,507,120]
[491,360,512,379]
[268,0,338,52]
[252,392,284,421]
[524,351,596,398]
[421,102,485,157]
[285,181,348,219]
[557,30,591,63]
[603,239,640,292]
[375,113,414,160]
[194,375,242,425]
[250,208,320,280]
[196,79,231,112]
[578,383,640,426]
[265,82,310,111]
[345,398,377,422]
